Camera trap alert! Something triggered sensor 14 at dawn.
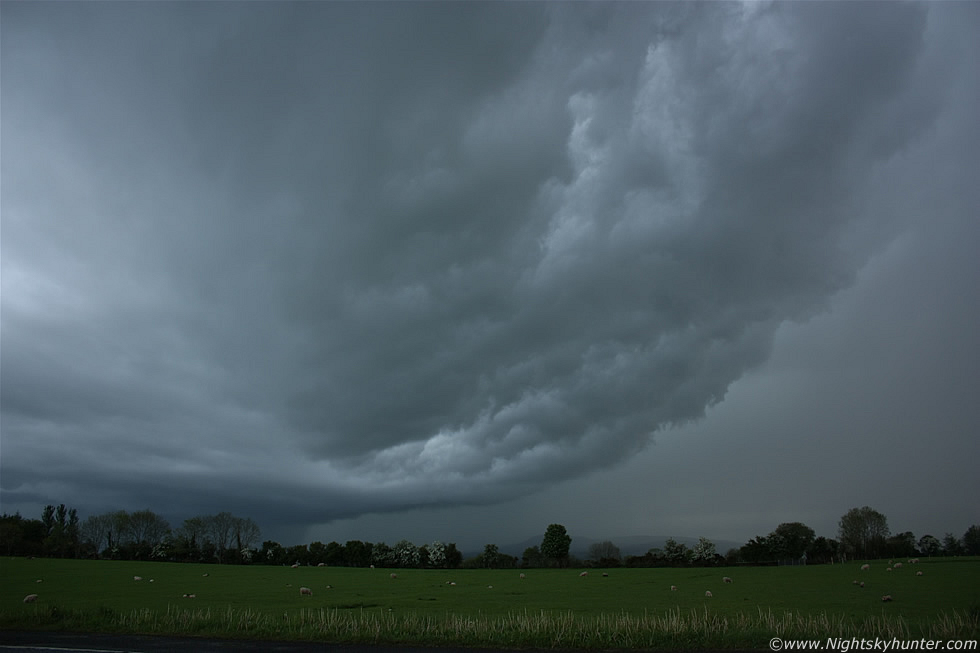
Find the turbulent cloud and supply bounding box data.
[1,1,975,537]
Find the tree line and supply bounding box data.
[0,506,260,564]
[2,506,977,568]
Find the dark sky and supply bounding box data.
[2,1,977,551]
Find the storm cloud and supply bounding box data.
[2,1,977,544]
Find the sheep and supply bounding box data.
[602,573,609,577]
[887,567,893,572]
[134,576,143,581]
[705,591,712,598]
[579,571,588,577]
[390,573,397,579]
[35,579,42,583]
[670,585,678,591]
[300,587,313,596]
[23,594,38,603]
[894,562,903,569]
[519,573,526,579]
[202,573,209,577]
[291,563,300,568]
[450,582,456,586]
[853,580,859,585]
[860,564,870,571]
[723,576,733,584]
[881,595,893,602]
[488,585,493,589]
[860,582,865,588]
[916,571,923,576]
[911,558,919,564]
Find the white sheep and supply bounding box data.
[887,567,893,572]
[894,562,903,568]
[300,587,313,596]
[134,576,143,581]
[705,590,712,597]
[23,594,38,603]
[881,595,893,602]
[860,582,865,588]
[519,573,526,579]
[860,564,870,571]
[390,573,397,579]
[916,571,923,576]
[579,571,588,577]
[723,576,733,584]
[670,585,677,591]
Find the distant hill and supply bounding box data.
[495,534,742,560]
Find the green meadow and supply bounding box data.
[2,557,977,649]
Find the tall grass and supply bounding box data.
[6,603,977,649]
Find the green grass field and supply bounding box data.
[2,557,977,649]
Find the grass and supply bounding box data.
[2,557,978,649]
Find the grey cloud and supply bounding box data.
[2,1,975,540]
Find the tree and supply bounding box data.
[427,541,446,568]
[483,544,499,569]
[773,523,815,560]
[522,546,545,568]
[444,542,462,569]
[80,514,114,557]
[808,536,840,564]
[918,534,941,557]
[942,533,963,556]
[393,540,420,567]
[372,541,395,567]
[662,538,690,566]
[838,506,889,559]
[588,540,622,564]
[886,532,917,558]
[233,517,261,560]
[963,525,980,556]
[541,524,572,566]
[126,509,171,556]
[344,540,372,567]
[691,537,716,565]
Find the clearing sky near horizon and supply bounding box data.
[2,1,977,549]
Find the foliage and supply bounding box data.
[690,537,716,565]
[541,524,572,566]
[963,525,980,556]
[918,535,942,557]
[483,544,499,569]
[588,540,622,565]
[838,507,890,559]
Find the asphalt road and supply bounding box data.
[0,630,536,653]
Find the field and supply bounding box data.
[2,557,978,649]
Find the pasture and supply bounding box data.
[2,557,977,649]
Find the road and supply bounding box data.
[0,630,544,653]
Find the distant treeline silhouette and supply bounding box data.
[1,505,977,567]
